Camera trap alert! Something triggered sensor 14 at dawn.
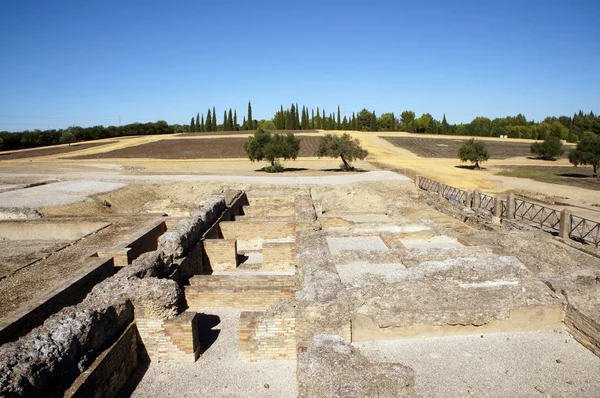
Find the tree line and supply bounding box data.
[188,104,599,144]
[0,121,173,151]
[2,102,598,152]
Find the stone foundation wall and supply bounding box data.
[243,205,295,217]
[0,257,114,345]
[239,311,296,361]
[296,305,352,348]
[65,323,138,398]
[219,221,296,240]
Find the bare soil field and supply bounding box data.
[495,165,600,191]
[177,129,320,137]
[380,136,568,159]
[0,142,108,160]
[69,137,322,159]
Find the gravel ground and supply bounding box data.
[0,170,410,185]
[125,308,297,398]
[0,180,125,208]
[355,329,600,398]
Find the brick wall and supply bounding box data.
[65,323,138,398]
[262,241,296,271]
[243,205,295,217]
[0,257,114,345]
[219,221,296,240]
[136,312,200,363]
[239,311,297,361]
[203,239,237,271]
[185,275,295,310]
[248,197,295,206]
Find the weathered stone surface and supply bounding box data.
[0,299,134,397]
[0,207,42,220]
[0,249,180,397]
[158,197,226,258]
[298,335,415,397]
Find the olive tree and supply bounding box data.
[569,132,600,177]
[315,133,368,171]
[243,128,300,172]
[457,138,489,169]
[530,135,564,160]
[59,131,76,146]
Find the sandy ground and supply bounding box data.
[356,328,600,398]
[124,309,296,398]
[0,131,598,220]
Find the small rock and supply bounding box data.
[555,359,562,364]
[566,381,573,385]
[264,384,270,389]
[535,386,545,393]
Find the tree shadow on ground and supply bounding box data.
[253,167,308,173]
[322,168,368,173]
[558,173,592,179]
[455,165,486,170]
[526,156,558,161]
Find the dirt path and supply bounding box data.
[337,130,600,218]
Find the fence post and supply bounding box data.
[465,190,473,208]
[506,193,515,219]
[415,175,420,189]
[438,183,444,200]
[559,208,571,239]
[473,190,480,208]
[493,196,502,217]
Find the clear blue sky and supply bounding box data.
[1,0,598,131]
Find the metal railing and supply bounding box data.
[570,215,600,247]
[442,185,467,205]
[418,176,439,193]
[478,193,495,213]
[416,175,600,248]
[513,199,561,232]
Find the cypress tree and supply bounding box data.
[206,109,212,132]
[337,105,341,129]
[311,109,315,129]
[213,107,217,131]
[228,109,233,131]
[190,117,195,133]
[224,110,228,131]
[290,104,296,130]
[201,114,205,132]
[248,101,253,130]
[196,113,200,132]
[391,112,396,131]
[234,110,238,130]
[296,103,300,129]
[322,109,326,129]
[242,116,246,130]
[441,114,449,134]
[316,107,320,129]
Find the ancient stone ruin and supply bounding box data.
[0,179,599,397]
